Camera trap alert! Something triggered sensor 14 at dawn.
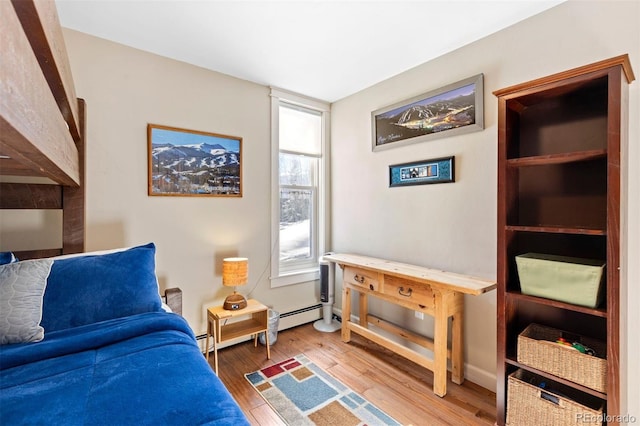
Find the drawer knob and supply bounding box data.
[398,286,413,297]
[354,274,365,283]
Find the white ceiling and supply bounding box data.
[55,0,565,103]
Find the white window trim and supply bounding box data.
[270,87,330,288]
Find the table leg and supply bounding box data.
[433,290,448,397]
[205,316,211,361]
[260,308,271,360]
[213,319,219,375]
[342,286,351,342]
[451,293,465,385]
[265,328,271,360]
[358,292,368,328]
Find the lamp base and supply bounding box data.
[223,293,247,310]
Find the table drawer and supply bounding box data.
[344,266,380,291]
[382,275,434,309]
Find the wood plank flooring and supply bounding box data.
[211,322,496,425]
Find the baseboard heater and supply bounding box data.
[196,304,323,342]
[281,304,322,318]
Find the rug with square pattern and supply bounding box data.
[245,354,401,426]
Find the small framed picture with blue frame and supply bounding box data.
[389,156,455,187]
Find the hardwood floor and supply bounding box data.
[211,322,497,425]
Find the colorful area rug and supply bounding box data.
[245,354,401,426]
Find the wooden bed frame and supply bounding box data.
[1,0,85,260]
[0,0,182,315]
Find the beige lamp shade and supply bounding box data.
[222,257,248,286]
[222,257,248,310]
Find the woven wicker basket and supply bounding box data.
[517,324,606,393]
[507,369,604,426]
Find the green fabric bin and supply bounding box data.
[515,253,605,308]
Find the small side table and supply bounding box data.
[205,299,271,374]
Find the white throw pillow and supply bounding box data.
[0,259,53,344]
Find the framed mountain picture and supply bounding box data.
[372,74,484,151]
[147,124,242,197]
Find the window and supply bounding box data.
[270,89,329,287]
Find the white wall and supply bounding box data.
[330,0,639,416]
[61,29,320,336]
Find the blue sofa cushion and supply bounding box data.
[0,252,18,265]
[41,243,162,332]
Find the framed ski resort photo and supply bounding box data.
[147,124,242,197]
[372,74,484,151]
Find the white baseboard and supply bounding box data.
[279,307,322,331]
[465,363,497,392]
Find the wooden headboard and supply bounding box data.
[0,0,86,260]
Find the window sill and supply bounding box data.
[270,268,319,288]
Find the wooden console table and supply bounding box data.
[324,253,496,397]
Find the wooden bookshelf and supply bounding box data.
[494,55,634,425]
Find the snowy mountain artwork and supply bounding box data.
[147,125,242,196]
[372,74,484,151]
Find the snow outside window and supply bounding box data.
[270,89,329,287]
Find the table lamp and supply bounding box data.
[222,257,248,310]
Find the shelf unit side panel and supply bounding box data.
[496,96,510,426]
[605,66,624,420]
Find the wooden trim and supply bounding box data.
[505,225,605,236]
[493,54,635,97]
[0,158,51,177]
[13,249,63,260]
[506,149,607,167]
[507,291,608,318]
[62,98,86,254]
[11,0,81,143]
[604,65,623,422]
[0,0,79,186]
[0,183,62,209]
[495,94,509,426]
